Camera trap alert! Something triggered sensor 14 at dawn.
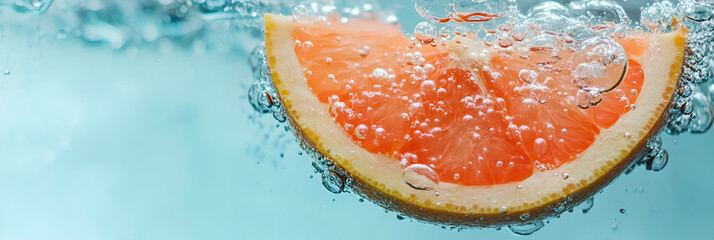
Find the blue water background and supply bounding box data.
[0,0,713,239]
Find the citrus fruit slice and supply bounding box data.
[265,13,686,226]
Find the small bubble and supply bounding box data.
[519,69,538,83]
[453,173,460,180]
[355,124,368,139]
[646,148,668,172]
[518,47,531,59]
[414,21,437,44]
[509,221,544,236]
[3,70,10,75]
[496,161,503,167]
[624,132,631,139]
[403,164,439,191]
[372,68,389,79]
[483,33,496,46]
[619,208,626,214]
[499,206,508,214]
[321,169,346,194]
[562,172,569,179]
[439,27,450,38]
[580,197,595,213]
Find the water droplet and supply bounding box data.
[509,221,545,236]
[322,169,346,194]
[403,164,439,191]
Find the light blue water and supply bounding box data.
[1,0,713,239]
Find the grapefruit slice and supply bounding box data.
[265,13,686,226]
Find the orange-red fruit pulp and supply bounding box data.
[292,18,645,186]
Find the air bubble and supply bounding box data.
[519,69,538,83]
[414,21,437,44]
[322,169,346,194]
[403,164,439,191]
[530,85,553,104]
[571,37,627,92]
[509,221,545,236]
[580,197,595,213]
[355,124,368,139]
[372,68,389,79]
[646,148,668,171]
[483,33,496,46]
[641,1,677,32]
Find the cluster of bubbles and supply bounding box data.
[243,0,714,236]
[413,0,633,112]
[0,0,302,52]
[661,0,714,136]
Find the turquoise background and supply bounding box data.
[1,1,713,239]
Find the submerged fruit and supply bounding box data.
[265,13,686,226]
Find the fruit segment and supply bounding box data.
[293,18,644,186]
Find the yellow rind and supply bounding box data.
[265,13,687,227]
